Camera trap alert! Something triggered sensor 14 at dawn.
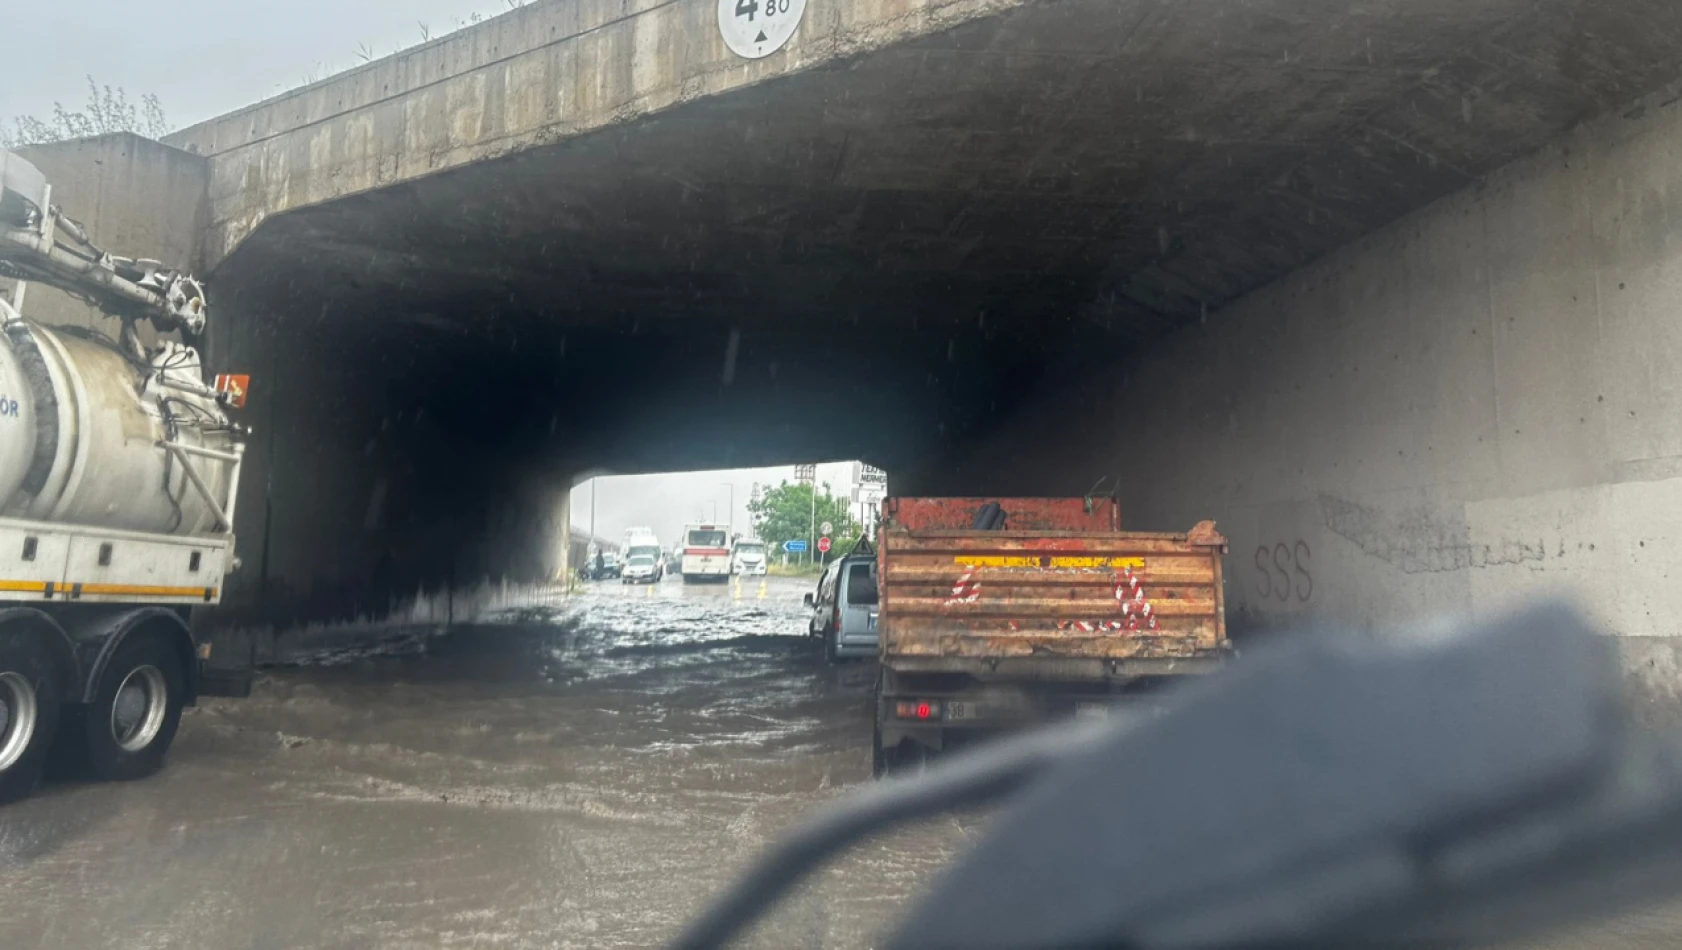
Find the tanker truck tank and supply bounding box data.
[0,321,237,535]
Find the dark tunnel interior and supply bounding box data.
[204,246,1124,627]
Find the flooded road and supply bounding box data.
[0,576,976,949]
[3,575,1682,949]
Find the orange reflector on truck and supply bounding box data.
[215,374,251,408]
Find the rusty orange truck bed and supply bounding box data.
[873,496,1228,772]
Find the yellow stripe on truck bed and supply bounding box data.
[77,583,216,598]
[956,556,1146,569]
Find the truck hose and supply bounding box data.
[4,322,58,495]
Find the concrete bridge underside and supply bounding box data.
[209,0,1682,339]
[29,0,1682,641]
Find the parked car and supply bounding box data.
[804,554,879,663]
[622,554,662,584]
[583,552,621,580]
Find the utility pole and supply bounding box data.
[717,482,734,531]
[795,464,817,566]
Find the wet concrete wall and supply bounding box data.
[941,78,1682,662]
[198,295,575,643]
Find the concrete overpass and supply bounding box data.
[16,0,1682,669]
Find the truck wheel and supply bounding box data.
[871,670,894,777]
[0,630,61,803]
[76,631,185,782]
[824,625,840,664]
[870,729,930,776]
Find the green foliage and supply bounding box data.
[2,77,167,148]
[748,481,864,563]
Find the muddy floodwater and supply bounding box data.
[3,575,1682,949]
[0,577,976,949]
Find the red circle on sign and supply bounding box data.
[818,537,832,553]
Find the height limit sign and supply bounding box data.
[718,0,805,59]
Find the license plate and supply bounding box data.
[947,701,975,721]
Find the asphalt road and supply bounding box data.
[2,574,1681,948]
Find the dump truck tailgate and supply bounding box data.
[879,520,1227,667]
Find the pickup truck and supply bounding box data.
[873,497,1229,773]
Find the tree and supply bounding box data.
[2,77,168,148]
[748,481,864,563]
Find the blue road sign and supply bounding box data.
[783,539,808,553]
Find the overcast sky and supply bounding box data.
[571,462,869,549]
[3,1,523,132]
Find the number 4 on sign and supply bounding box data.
[735,0,758,19]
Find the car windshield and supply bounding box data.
[33,5,1674,946]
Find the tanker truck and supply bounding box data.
[0,149,247,803]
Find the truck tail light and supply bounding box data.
[895,700,941,720]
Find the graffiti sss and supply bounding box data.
[1254,540,1312,602]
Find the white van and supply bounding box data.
[731,538,768,576]
[804,554,879,662]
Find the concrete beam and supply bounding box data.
[176,0,1682,352]
[164,0,1021,268]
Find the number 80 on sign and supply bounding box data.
[718,0,806,59]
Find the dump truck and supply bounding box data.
[0,148,249,803]
[873,496,1228,773]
